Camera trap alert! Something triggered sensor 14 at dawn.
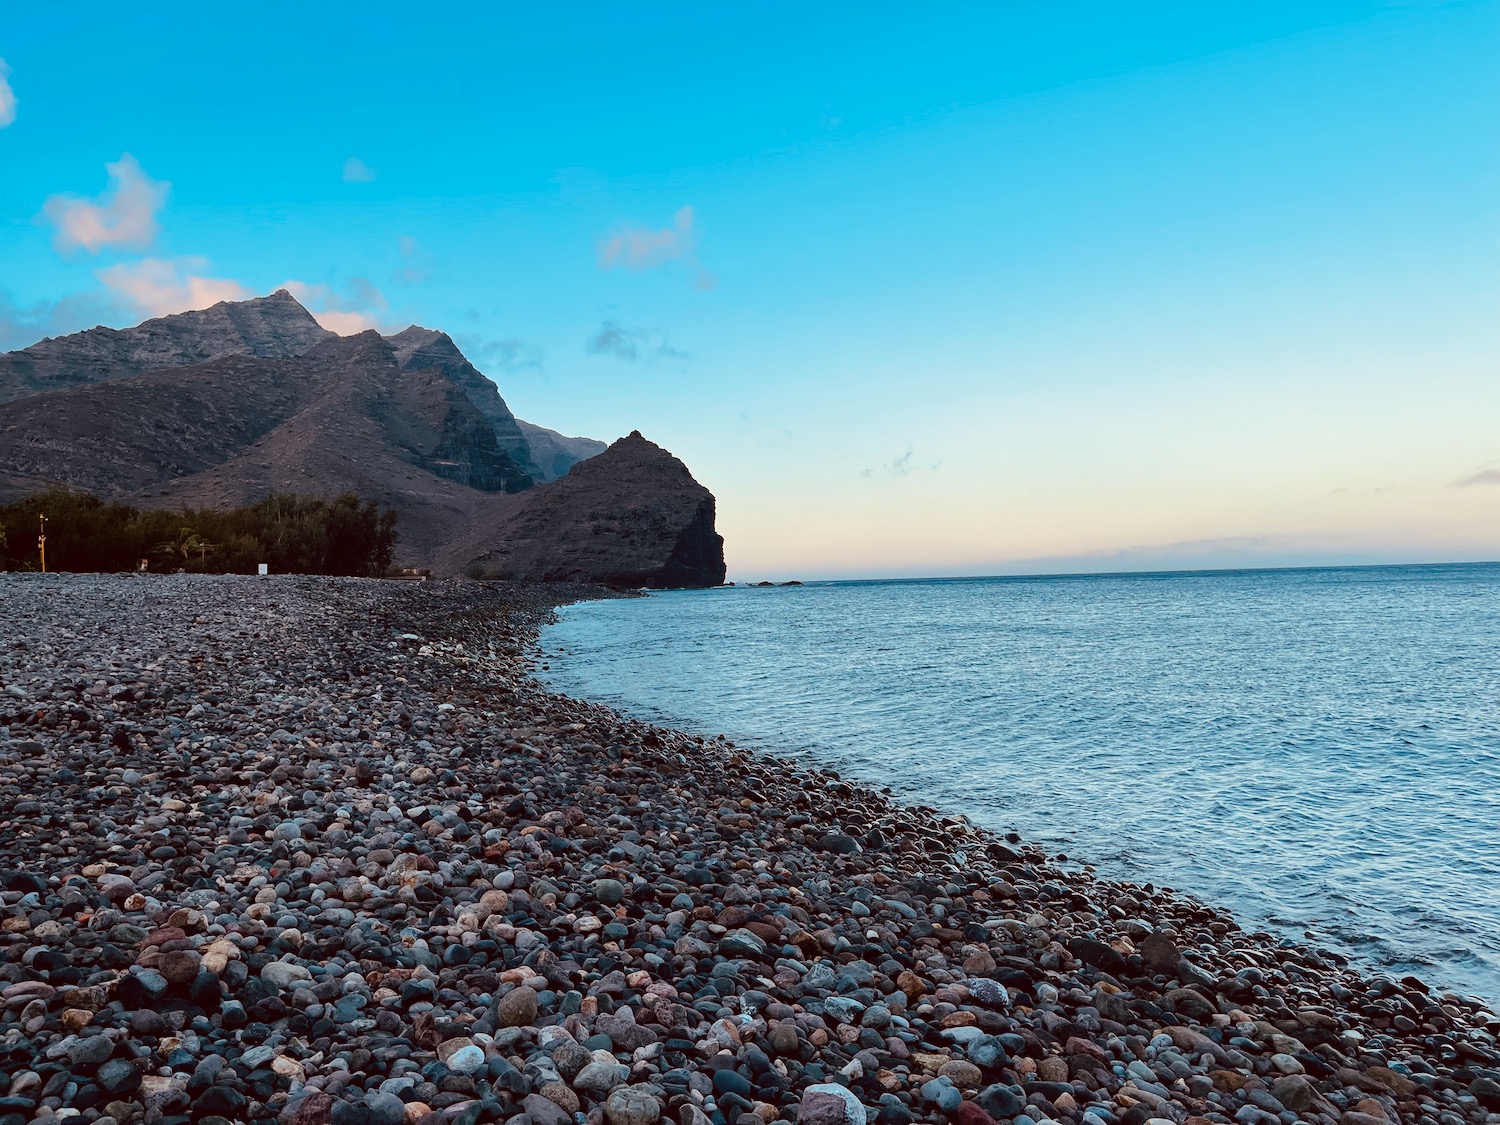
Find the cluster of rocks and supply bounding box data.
[0,574,1496,1125]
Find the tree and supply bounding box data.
[0,489,400,575]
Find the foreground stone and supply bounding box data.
[0,573,1496,1125]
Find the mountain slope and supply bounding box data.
[0,289,332,403]
[0,351,331,502]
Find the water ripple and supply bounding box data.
[539,563,1500,1003]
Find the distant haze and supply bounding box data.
[1,2,1496,580]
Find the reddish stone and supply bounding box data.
[952,1102,998,1125]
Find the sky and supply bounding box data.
[1,2,1497,580]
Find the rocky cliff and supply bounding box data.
[442,431,726,588]
[0,292,726,586]
[385,327,541,485]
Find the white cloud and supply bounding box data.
[42,154,169,254]
[598,205,717,290]
[0,59,16,128]
[97,257,250,318]
[343,157,376,183]
[280,278,388,335]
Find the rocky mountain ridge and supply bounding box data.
[0,292,724,586]
[0,289,334,403]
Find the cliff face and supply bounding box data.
[0,290,333,403]
[384,327,539,487]
[443,431,726,588]
[0,293,726,585]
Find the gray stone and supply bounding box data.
[799,1084,865,1125]
[261,961,311,989]
[605,1085,661,1125]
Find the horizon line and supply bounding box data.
[724,556,1500,587]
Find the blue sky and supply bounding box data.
[2,2,1497,578]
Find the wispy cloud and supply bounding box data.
[859,448,941,479]
[587,319,689,364]
[280,277,389,335]
[1457,468,1500,487]
[463,335,544,374]
[391,235,431,284]
[0,59,16,128]
[342,156,376,183]
[0,289,114,350]
[97,257,250,319]
[598,205,717,290]
[42,154,169,254]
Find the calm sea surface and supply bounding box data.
[537,564,1500,1003]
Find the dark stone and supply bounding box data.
[1069,938,1128,977]
[194,1087,248,1117]
[974,1084,1024,1120]
[96,1058,143,1096]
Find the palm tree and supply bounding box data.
[155,527,215,570]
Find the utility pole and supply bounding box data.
[37,513,47,573]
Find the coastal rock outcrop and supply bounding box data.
[447,431,726,587]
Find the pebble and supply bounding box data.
[0,574,1493,1125]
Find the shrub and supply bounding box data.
[0,489,400,576]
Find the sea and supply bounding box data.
[536,563,1500,1005]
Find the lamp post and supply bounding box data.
[37,514,47,573]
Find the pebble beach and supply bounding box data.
[1,575,1496,1125]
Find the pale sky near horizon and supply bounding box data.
[2,2,1497,580]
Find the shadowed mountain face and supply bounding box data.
[0,293,725,585]
[386,327,544,484]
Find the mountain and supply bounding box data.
[0,293,725,585]
[439,432,726,588]
[518,421,608,482]
[0,289,333,403]
[383,329,599,483]
[133,332,532,557]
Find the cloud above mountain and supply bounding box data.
[598,206,717,290]
[97,258,250,318]
[42,155,168,254]
[280,278,389,335]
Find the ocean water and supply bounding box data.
[537,563,1500,1003]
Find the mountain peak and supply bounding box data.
[0,288,334,404]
